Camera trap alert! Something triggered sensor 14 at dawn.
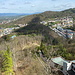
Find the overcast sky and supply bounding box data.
[0,0,75,13]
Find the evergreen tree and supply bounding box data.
[2,47,14,75]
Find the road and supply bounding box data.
[49,26,67,39]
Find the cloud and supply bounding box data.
[51,0,57,1]
[9,3,16,5]
[0,3,5,5]
[19,7,22,8]
[0,0,75,13]
[31,5,35,7]
[0,7,8,9]
[53,3,72,11]
[24,1,31,4]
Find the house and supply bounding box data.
[51,57,75,75]
[63,29,74,39]
[40,21,47,25]
[11,35,16,39]
[48,16,73,28]
[60,16,73,27]
[56,27,74,39]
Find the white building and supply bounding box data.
[51,57,75,75]
[40,21,47,25]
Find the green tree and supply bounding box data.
[2,47,14,75]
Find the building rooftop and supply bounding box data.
[71,60,75,63]
[11,35,16,39]
[51,57,69,66]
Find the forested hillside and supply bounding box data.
[1,8,75,28]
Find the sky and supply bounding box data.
[0,0,75,13]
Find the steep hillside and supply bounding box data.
[0,33,63,75]
[0,15,64,75]
[14,16,63,45]
[0,35,46,75]
[0,30,64,75]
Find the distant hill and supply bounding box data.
[0,12,41,16]
[0,13,28,16]
[62,8,75,13]
[1,8,75,28]
[9,8,75,24]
